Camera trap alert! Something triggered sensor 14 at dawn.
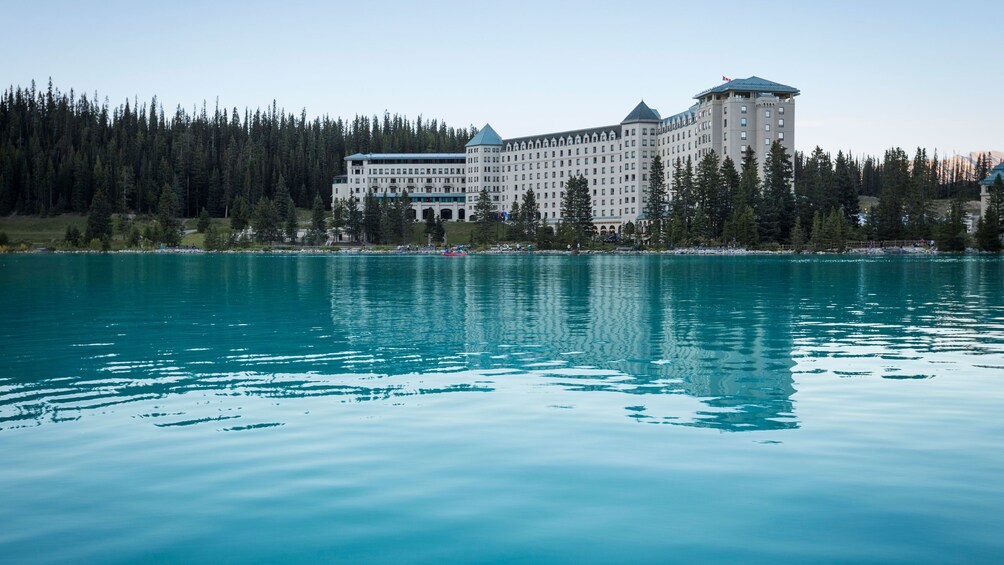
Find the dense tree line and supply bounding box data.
[0,81,475,218]
[655,142,998,250]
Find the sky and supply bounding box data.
[2,0,1000,159]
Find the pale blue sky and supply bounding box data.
[2,0,1000,158]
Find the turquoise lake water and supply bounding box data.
[1,254,1003,563]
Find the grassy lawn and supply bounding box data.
[408,220,478,246]
[0,214,232,248]
[0,214,88,245]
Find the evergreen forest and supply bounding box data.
[1,81,1001,251]
[0,81,474,218]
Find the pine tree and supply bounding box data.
[905,148,933,240]
[834,151,860,226]
[809,211,824,252]
[85,187,113,243]
[509,200,522,240]
[790,215,805,252]
[433,217,446,245]
[670,157,694,245]
[875,148,909,241]
[378,195,397,244]
[284,195,298,242]
[720,155,740,225]
[559,175,593,245]
[733,204,758,248]
[795,147,836,228]
[474,188,497,244]
[346,196,363,242]
[251,197,280,244]
[231,196,250,233]
[521,189,540,243]
[157,182,181,246]
[424,208,437,243]
[363,191,380,244]
[694,152,721,240]
[759,141,795,243]
[307,193,327,246]
[735,147,765,207]
[825,209,848,252]
[645,155,667,245]
[117,166,134,213]
[64,225,82,247]
[331,198,346,240]
[197,207,210,233]
[936,194,968,252]
[203,223,229,251]
[975,207,1002,252]
[207,168,223,217]
[729,147,761,247]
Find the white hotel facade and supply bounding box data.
[332,77,798,235]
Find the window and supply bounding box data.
[778,106,785,114]
[741,132,747,140]
[765,124,771,132]
[765,110,771,118]
[778,132,785,140]
[778,119,785,127]
[765,138,771,146]
[741,105,747,113]
[740,118,747,127]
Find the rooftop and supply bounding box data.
[694,76,800,99]
[980,162,1004,185]
[465,124,503,147]
[661,103,699,126]
[504,125,620,148]
[622,100,661,123]
[345,153,465,161]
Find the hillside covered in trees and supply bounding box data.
[1,81,1000,251]
[0,81,475,218]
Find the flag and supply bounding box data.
[722,76,731,82]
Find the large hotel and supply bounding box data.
[332,76,798,235]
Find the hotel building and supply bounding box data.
[332,76,798,236]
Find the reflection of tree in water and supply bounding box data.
[4,255,807,432]
[333,257,786,431]
[329,255,798,432]
[650,258,798,431]
[519,257,799,432]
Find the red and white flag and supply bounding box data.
[722,76,731,82]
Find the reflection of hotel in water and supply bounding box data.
[330,257,797,431]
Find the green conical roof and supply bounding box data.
[466,124,503,147]
[622,101,660,123]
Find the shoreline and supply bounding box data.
[7,245,982,256]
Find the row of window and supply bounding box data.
[359,167,463,175]
[504,131,620,151]
[506,145,619,160]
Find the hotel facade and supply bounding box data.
[332,77,798,236]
